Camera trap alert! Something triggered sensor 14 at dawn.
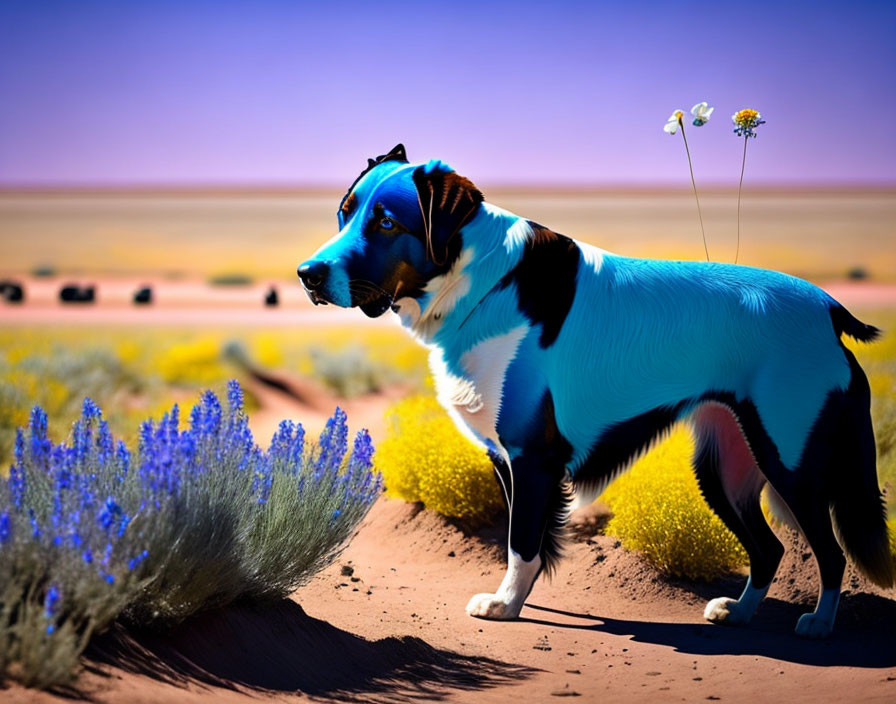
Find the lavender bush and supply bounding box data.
[0,381,380,689]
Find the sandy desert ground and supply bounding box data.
[4,497,896,704]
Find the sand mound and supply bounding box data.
[9,497,896,703]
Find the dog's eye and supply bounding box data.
[380,217,395,231]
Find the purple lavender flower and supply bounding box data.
[115,440,130,478]
[251,448,273,504]
[0,511,10,543]
[291,424,305,470]
[348,429,374,477]
[166,404,180,444]
[226,379,244,418]
[96,420,114,466]
[29,406,51,470]
[44,585,61,634]
[81,397,102,420]
[199,390,222,436]
[128,549,149,571]
[316,407,348,473]
[98,496,123,532]
[13,428,24,470]
[270,420,294,459]
[28,508,40,539]
[72,420,92,466]
[8,461,25,511]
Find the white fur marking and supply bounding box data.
[402,247,475,341]
[704,576,769,626]
[504,218,533,254]
[578,241,606,272]
[392,296,421,328]
[466,549,541,620]
[454,325,529,441]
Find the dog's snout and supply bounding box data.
[297,261,330,291]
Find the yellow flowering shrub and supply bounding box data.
[156,336,228,386]
[599,424,748,580]
[375,396,503,523]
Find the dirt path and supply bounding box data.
[7,499,896,703]
[1,278,895,328]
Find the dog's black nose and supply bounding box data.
[297,261,329,291]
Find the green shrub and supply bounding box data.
[0,381,380,688]
[309,344,392,397]
[207,273,253,286]
[599,424,748,580]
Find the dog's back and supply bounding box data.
[537,253,852,472]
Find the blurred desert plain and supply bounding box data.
[2,187,894,279]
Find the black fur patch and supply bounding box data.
[573,402,686,493]
[573,390,786,494]
[794,346,893,587]
[499,222,579,347]
[496,391,575,576]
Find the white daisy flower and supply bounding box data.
[664,110,684,134]
[691,101,714,126]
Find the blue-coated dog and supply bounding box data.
[298,145,893,638]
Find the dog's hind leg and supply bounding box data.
[780,477,846,639]
[466,449,569,620]
[692,402,784,627]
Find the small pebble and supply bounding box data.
[550,684,581,697]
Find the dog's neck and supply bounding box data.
[392,202,531,345]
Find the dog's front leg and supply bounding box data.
[466,453,555,620]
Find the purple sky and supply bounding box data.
[0,1,894,186]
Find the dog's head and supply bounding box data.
[297,144,483,317]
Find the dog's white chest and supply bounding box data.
[430,325,528,448]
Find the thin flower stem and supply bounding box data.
[680,122,709,261]
[735,135,748,265]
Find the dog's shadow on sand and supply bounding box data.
[85,599,535,702]
[522,591,896,668]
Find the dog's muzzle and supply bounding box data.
[297,260,393,316]
[297,261,330,306]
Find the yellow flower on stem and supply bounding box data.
[732,108,766,264]
[732,108,765,138]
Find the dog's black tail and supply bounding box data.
[831,473,895,589]
[829,349,895,589]
[830,303,882,343]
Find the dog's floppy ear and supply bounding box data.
[412,160,483,266]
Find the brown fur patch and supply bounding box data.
[385,261,422,299]
[529,222,562,245]
[413,167,484,267]
[340,191,358,218]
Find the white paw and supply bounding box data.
[795,612,833,639]
[465,593,521,620]
[704,597,751,625]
